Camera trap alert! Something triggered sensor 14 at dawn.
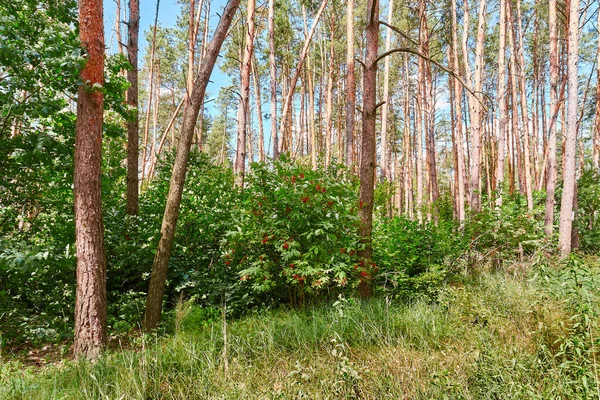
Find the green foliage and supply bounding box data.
[373,217,461,299]
[3,262,600,398]
[577,170,600,253]
[463,192,547,264]
[225,156,363,307]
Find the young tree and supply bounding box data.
[73,0,107,360]
[143,0,241,331]
[558,0,581,257]
[126,0,140,215]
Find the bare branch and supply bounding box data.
[375,47,490,111]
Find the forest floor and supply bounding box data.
[2,255,600,399]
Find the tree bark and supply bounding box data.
[380,0,393,181]
[451,0,466,221]
[558,0,580,257]
[143,0,240,331]
[74,0,107,360]
[126,0,140,215]
[324,11,335,167]
[252,59,265,162]
[345,0,355,168]
[141,0,160,179]
[234,0,255,186]
[544,0,559,235]
[495,0,507,207]
[469,0,486,212]
[268,0,278,159]
[594,4,600,171]
[513,0,533,211]
[357,0,379,299]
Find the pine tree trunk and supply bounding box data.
[544,0,559,235]
[252,59,265,162]
[324,12,335,167]
[345,0,355,168]
[357,0,379,299]
[126,0,140,215]
[143,0,240,331]
[380,0,393,181]
[74,0,107,360]
[558,0,580,257]
[513,0,533,211]
[469,0,487,212]
[141,0,160,179]
[495,0,507,207]
[594,4,600,171]
[234,0,255,186]
[451,0,466,220]
[268,0,278,159]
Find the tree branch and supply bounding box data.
[375,47,490,111]
[378,21,418,46]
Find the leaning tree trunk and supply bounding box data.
[558,0,580,257]
[74,0,107,360]
[143,0,241,331]
[126,0,140,215]
[278,0,328,149]
[357,0,379,299]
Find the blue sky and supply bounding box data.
[103,0,232,118]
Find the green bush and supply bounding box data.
[224,156,364,308]
[373,216,462,299]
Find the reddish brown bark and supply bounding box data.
[74,0,107,360]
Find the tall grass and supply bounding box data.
[1,259,599,399]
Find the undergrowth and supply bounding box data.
[1,256,599,399]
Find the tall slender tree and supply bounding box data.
[357,0,379,298]
[234,0,256,186]
[380,0,393,181]
[558,0,581,257]
[345,0,355,167]
[544,0,559,236]
[495,0,507,207]
[126,0,140,215]
[74,0,107,360]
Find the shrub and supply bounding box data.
[223,156,364,308]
